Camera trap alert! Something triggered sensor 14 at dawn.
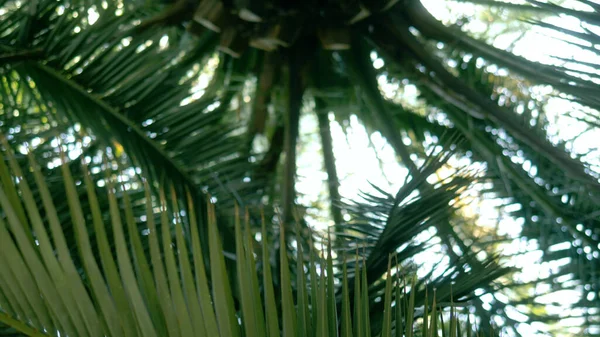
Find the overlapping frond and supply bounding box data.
[374,39,600,332]
[0,1,269,210]
[2,0,600,334]
[0,133,503,337]
[332,138,516,335]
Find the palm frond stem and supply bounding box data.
[0,48,44,65]
[0,312,47,337]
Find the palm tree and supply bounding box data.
[0,0,599,335]
[0,141,510,337]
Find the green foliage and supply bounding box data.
[2,0,600,335]
[0,141,501,337]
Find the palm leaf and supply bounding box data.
[0,129,501,337]
[3,0,600,334]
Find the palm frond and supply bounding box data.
[378,45,600,331]
[3,0,600,334]
[0,128,502,337]
[334,139,514,336]
[0,1,264,210]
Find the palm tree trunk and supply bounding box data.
[246,51,279,153]
[315,98,344,231]
[282,48,304,225]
